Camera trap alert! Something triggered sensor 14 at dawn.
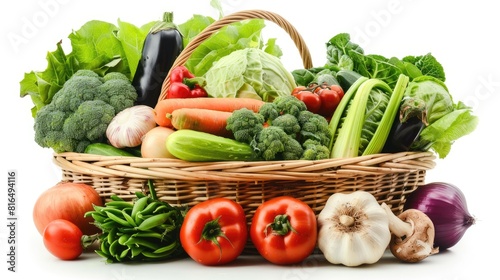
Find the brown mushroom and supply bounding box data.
[381,203,439,263]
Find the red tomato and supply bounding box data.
[293,90,322,114]
[250,196,317,265]
[317,85,344,118]
[180,198,248,265]
[43,219,84,260]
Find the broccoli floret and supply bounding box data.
[63,100,115,141]
[301,139,330,160]
[258,102,280,121]
[51,75,105,112]
[271,114,300,136]
[226,108,265,144]
[297,110,333,146]
[98,72,138,113]
[33,70,138,153]
[251,126,303,161]
[273,95,308,118]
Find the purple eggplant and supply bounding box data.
[383,97,427,153]
[133,12,183,108]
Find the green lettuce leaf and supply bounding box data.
[417,102,478,158]
[20,19,151,117]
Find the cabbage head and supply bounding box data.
[203,48,296,102]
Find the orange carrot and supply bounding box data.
[168,108,233,138]
[154,97,265,127]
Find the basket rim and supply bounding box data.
[53,151,436,181]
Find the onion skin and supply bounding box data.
[33,182,103,236]
[404,182,475,250]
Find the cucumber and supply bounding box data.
[336,70,364,92]
[166,129,255,162]
[84,143,136,157]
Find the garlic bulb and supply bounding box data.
[106,105,157,148]
[317,191,391,267]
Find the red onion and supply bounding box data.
[404,182,475,250]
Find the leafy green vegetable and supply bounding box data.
[20,19,153,117]
[400,76,478,158]
[415,101,478,158]
[203,48,295,101]
[329,74,409,158]
[184,18,283,77]
[324,33,446,88]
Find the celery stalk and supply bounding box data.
[328,77,368,151]
[331,79,392,158]
[363,74,409,155]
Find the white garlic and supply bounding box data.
[317,191,391,267]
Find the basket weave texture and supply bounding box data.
[53,10,436,219]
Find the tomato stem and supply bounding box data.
[198,216,234,261]
[264,214,297,236]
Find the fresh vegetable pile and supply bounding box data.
[23,5,478,267]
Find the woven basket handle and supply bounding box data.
[159,9,313,101]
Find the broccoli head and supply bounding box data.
[251,126,303,161]
[273,95,307,118]
[226,108,265,144]
[33,70,138,153]
[258,102,280,122]
[297,110,333,146]
[63,100,115,141]
[271,114,301,136]
[301,139,330,160]
[98,72,138,112]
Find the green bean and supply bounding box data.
[103,207,126,217]
[107,227,118,245]
[106,211,131,227]
[118,233,131,245]
[119,247,131,260]
[141,249,175,259]
[130,245,144,258]
[105,201,134,209]
[152,204,169,214]
[110,195,125,201]
[124,237,160,251]
[95,220,118,231]
[122,210,137,227]
[99,238,110,256]
[135,212,171,231]
[139,201,162,216]
[153,241,178,254]
[108,239,121,259]
[131,196,149,219]
[131,231,163,240]
[90,212,108,223]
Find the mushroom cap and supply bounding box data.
[389,209,439,263]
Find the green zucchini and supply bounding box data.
[336,70,364,92]
[166,129,256,162]
[84,143,136,157]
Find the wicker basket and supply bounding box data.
[53,10,436,220]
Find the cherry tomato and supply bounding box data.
[317,85,344,118]
[43,219,84,260]
[180,198,248,266]
[293,90,321,114]
[291,86,307,95]
[250,196,317,265]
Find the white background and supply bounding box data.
[1,0,498,279]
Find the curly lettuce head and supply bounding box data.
[203,48,296,102]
